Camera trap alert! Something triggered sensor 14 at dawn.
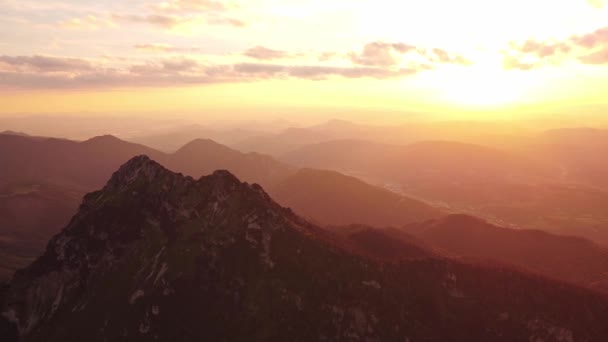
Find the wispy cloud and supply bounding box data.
[232,63,416,80]
[244,46,289,60]
[111,12,243,30]
[0,55,94,72]
[152,0,233,12]
[58,14,116,30]
[0,42,464,89]
[112,13,196,29]
[349,42,416,67]
[134,43,201,53]
[55,0,245,33]
[506,25,608,69]
[349,42,469,68]
[0,59,414,89]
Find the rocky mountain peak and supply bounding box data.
[106,155,177,187]
[204,169,243,189]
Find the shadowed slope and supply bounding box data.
[270,168,441,227]
[408,214,608,292]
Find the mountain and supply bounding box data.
[0,131,29,137]
[233,127,337,156]
[0,134,163,190]
[0,135,294,280]
[167,139,294,187]
[327,224,438,261]
[543,128,608,147]
[269,168,442,227]
[407,214,608,292]
[281,139,391,172]
[534,128,608,189]
[280,139,608,243]
[232,119,531,157]
[464,182,608,245]
[281,139,557,184]
[0,115,185,141]
[232,119,403,156]
[0,134,293,190]
[3,156,608,341]
[129,124,264,152]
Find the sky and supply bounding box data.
[1,0,608,121]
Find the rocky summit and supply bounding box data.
[2,156,608,342]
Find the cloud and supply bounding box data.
[571,27,608,48]
[349,42,468,68]
[506,26,608,68]
[504,39,571,70]
[349,42,416,67]
[0,41,470,89]
[58,15,116,30]
[0,55,94,72]
[244,46,289,60]
[233,63,416,80]
[502,55,537,71]
[130,58,201,74]
[112,12,244,30]
[318,52,338,62]
[153,0,232,12]
[134,0,245,29]
[207,17,246,27]
[427,48,470,65]
[579,48,608,64]
[134,43,201,53]
[11,0,245,33]
[0,53,429,90]
[112,13,191,29]
[516,39,571,58]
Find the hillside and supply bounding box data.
[407,214,608,292]
[0,182,82,281]
[270,168,442,227]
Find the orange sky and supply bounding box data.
[1,0,608,120]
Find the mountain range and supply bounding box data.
[2,156,608,341]
[280,138,608,243]
[406,214,608,293]
[0,133,441,279]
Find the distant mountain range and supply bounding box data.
[281,139,558,183]
[2,156,608,341]
[129,124,267,152]
[281,138,608,243]
[0,134,293,190]
[0,133,442,279]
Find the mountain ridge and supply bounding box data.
[270,168,442,227]
[3,156,608,341]
[407,214,608,292]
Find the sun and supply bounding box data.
[444,70,520,106]
[420,52,538,109]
